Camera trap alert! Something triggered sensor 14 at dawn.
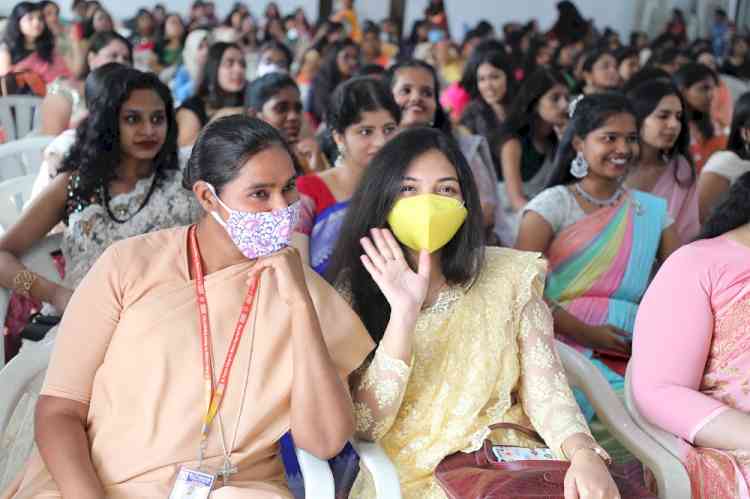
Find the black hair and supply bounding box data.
[621,67,671,94]
[629,31,647,48]
[648,47,684,69]
[626,79,695,186]
[385,59,451,134]
[222,6,245,27]
[522,37,551,80]
[82,7,113,39]
[460,49,512,102]
[197,42,245,109]
[354,64,386,78]
[326,76,401,150]
[581,47,614,73]
[649,33,677,53]
[58,67,178,201]
[726,92,750,160]
[309,38,359,122]
[700,171,750,238]
[82,61,122,107]
[673,62,719,140]
[407,19,428,45]
[362,20,380,37]
[79,31,133,78]
[548,92,636,187]
[474,20,495,39]
[259,39,293,68]
[244,72,298,110]
[2,2,55,64]
[498,68,567,149]
[615,46,639,66]
[154,13,186,62]
[184,114,302,194]
[326,127,485,343]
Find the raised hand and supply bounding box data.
[360,228,430,318]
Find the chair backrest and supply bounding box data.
[0,233,63,369]
[0,338,53,491]
[0,135,54,182]
[557,341,691,499]
[623,365,686,460]
[0,173,37,231]
[0,96,43,142]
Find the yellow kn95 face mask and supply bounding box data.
[387,194,468,253]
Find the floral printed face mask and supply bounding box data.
[206,183,300,259]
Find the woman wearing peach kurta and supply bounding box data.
[2,116,373,499]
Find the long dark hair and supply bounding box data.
[498,68,567,149]
[726,92,750,160]
[386,59,452,134]
[459,50,512,136]
[627,79,695,186]
[184,114,302,194]
[197,42,245,109]
[326,127,485,343]
[548,92,636,187]
[58,67,178,199]
[700,172,750,238]
[2,2,55,64]
[309,38,359,122]
[673,63,718,140]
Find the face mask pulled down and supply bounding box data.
[387,194,467,253]
[207,184,300,259]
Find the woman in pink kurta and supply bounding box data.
[626,79,701,244]
[2,116,373,499]
[632,171,750,499]
[0,2,70,83]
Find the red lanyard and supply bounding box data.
[188,225,259,450]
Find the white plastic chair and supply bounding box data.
[0,334,54,491]
[555,341,691,499]
[623,365,692,499]
[0,135,54,182]
[0,173,36,231]
[0,332,402,497]
[0,233,62,369]
[0,96,43,142]
[295,439,402,498]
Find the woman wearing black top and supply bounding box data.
[175,41,247,146]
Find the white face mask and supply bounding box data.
[257,62,288,77]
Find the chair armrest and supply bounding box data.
[350,439,402,499]
[294,447,334,499]
[555,341,691,499]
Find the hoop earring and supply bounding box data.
[570,151,589,179]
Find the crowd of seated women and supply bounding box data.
[2,1,750,498]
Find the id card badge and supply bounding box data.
[491,446,556,462]
[168,467,217,499]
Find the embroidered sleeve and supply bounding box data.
[517,260,591,458]
[351,346,412,441]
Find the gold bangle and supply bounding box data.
[12,270,37,297]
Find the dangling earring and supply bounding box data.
[335,143,346,167]
[570,151,589,178]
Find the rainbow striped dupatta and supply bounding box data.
[546,190,667,342]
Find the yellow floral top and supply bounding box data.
[348,247,590,499]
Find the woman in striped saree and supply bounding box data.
[516,93,681,461]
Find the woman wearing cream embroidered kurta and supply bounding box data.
[326,127,620,499]
[2,116,373,499]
